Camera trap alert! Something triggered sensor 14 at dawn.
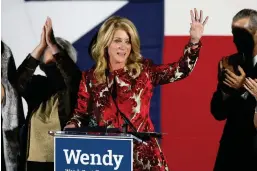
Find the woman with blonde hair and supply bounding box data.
[66,8,208,170]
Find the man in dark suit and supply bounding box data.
[211,9,257,171]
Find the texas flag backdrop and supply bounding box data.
[2,0,257,170]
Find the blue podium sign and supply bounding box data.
[54,136,133,171]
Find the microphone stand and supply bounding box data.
[112,96,137,133]
[105,69,163,141]
[105,69,137,133]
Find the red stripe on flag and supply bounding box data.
[162,36,236,171]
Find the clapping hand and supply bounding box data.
[244,78,257,99]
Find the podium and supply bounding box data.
[49,129,148,171]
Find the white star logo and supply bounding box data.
[2,0,128,67]
[2,0,128,116]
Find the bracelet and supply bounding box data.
[188,41,200,46]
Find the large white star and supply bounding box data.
[2,0,128,67]
[2,0,128,116]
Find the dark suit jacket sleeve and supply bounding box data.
[54,50,82,93]
[210,85,232,120]
[210,60,233,121]
[16,54,40,100]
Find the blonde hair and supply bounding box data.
[91,16,143,83]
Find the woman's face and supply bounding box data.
[108,29,132,69]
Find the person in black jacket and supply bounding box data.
[16,17,81,171]
[1,41,25,171]
[211,9,257,171]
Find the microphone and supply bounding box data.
[105,69,137,133]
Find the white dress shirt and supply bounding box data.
[253,55,257,67]
[253,55,257,113]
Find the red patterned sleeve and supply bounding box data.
[67,71,91,127]
[149,42,202,86]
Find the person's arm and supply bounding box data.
[16,49,42,99]
[65,71,92,128]
[210,58,249,120]
[149,42,201,86]
[150,8,208,86]
[210,61,234,121]
[16,25,46,99]
[210,85,233,121]
[44,17,82,92]
[51,45,82,92]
